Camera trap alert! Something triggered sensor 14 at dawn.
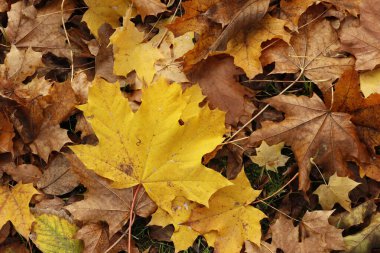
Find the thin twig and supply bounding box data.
[310,158,327,185]
[61,0,74,82]
[258,200,301,222]
[252,172,299,204]
[128,184,142,253]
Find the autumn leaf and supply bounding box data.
[249,141,289,172]
[360,68,380,97]
[247,94,368,191]
[0,111,14,154]
[187,170,266,253]
[0,183,39,238]
[344,213,380,253]
[5,1,75,58]
[313,173,360,211]
[70,77,231,213]
[188,55,256,126]
[110,13,163,83]
[65,154,156,237]
[225,14,291,78]
[271,210,345,252]
[31,214,83,253]
[339,0,380,71]
[261,11,354,93]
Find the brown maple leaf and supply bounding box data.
[271,211,345,253]
[188,55,256,127]
[339,0,380,71]
[261,9,354,93]
[5,1,75,58]
[247,94,368,191]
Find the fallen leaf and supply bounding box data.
[329,200,377,229]
[359,68,380,97]
[0,45,43,84]
[188,170,266,253]
[37,153,80,195]
[29,125,71,162]
[261,13,354,93]
[313,173,360,211]
[188,55,256,126]
[31,214,83,253]
[132,0,166,19]
[3,163,42,184]
[344,213,380,253]
[0,111,14,154]
[110,14,163,83]
[271,210,345,252]
[5,1,75,58]
[0,242,29,253]
[339,0,380,71]
[244,241,276,253]
[225,14,291,78]
[82,0,128,37]
[0,183,39,238]
[75,223,109,253]
[247,94,368,191]
[65,154,157,237]
[250,141,289,172]
[70,78,231,212]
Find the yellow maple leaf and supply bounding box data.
[111,14,162,83]
[188,170,266,253]
[0,183,39,238]
[70,78,231,213]
[31,214,83,253]
[226,14,290,78]
[313,173,360,211]
[82,0,128,37]
[250,141,289,172]
[360,68,380,97]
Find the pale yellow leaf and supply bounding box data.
[250,141,289,172]
[360,68,380,97]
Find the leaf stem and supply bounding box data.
[128,184,142,253]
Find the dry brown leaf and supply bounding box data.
[339,0,380,71]
[271,211,345,253]
[132,0,167,19]
[0,111,14,154]
[37,153,80,195]
[65,154,157,237]
[261,13,354,93]
[75,223,110,253]
[3,163,42,184]
[29,125,71,162]
[188,55,256,126]
[5,1,75,58]
[331,69,380,181]
[247,94,368,191]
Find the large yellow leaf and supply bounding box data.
[188,170,266,253]
[0,183,38,239]
[110,16,162,83]
[70,78,231,212]
[31,214,83,253]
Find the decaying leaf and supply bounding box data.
[31,214,83,253]
[360,68,380,97]
[0,183,39,238]
[247,94,368,190]
[271,211,345,253]
[339,0,380,71]
[249,141,289,172]
[344,213,380,253]
[70,78,231,212]
[187,170,266,253]
[313,173,360,211]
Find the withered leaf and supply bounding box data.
[247,94,368,191]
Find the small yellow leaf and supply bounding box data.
[188,170,266,253]
[0,183,38,239]
[71,78,231,213]
[313,173,360,211]
[32,214,83,253]
[360,68,380,97]
[111,17,163,83]
[250,141,289,172]
[82,0,128,37]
